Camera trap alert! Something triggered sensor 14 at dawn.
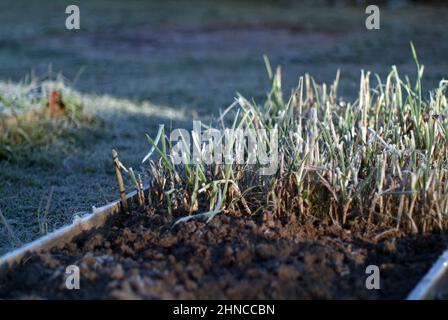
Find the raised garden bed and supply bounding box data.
[0,197,447,299]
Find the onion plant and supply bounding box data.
[126,45,447,233]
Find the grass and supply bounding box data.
[0,208,21,247]
[0,73,186,255]
[36,186,54,235]
[0,74,94,161]
[124,46,448,233]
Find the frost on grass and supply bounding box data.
[0,75,93,160]
[0,74,183,161]
[132,53,448,233]
[0,78,83,117]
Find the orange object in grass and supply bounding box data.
[48,90,64,115]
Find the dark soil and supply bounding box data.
[0,207,447,300]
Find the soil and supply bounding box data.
[0,206,447,300]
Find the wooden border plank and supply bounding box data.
[0,188,143,276]
[407,249,448,300]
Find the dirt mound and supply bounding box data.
[0,208,447,299]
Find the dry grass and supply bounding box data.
[0,75,94,161]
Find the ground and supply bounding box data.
[1,0,448,254]
[1,206,447,299]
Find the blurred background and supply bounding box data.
[1,0,447,112]
[0,0,447,253]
